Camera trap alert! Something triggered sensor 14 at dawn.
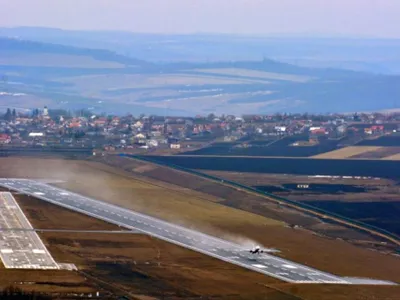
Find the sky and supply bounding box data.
[0,0,399,38]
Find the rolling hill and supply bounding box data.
[1,37,400,115]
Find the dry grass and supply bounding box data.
[312,146,382,159]
[0,157,283,236]
[14,195,298,299]
[93,156,400,282]
[13,195,400,300]
[382,153,400,160]
[11,193,400,300]
[280,284,400,300]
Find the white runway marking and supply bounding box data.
[252,264,267,269]
[0,192,59,270]
[283,264,298,269]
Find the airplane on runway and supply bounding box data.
[249,245,264,254]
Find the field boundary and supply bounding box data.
[123,154,400,247]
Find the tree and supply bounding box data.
[127,123,132,133]
[207,113,216,121]
[4,108,11,121]
[31,108,40,118]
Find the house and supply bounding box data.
[111,117,120,126]
[94,117,107,126]
[69,121,81,128]
[147,139,159,147]
[0,134,11,144]
[28,132,44,137]
[275,126,287,133]
[135,133,146,139]
[170,143,181,149]
[133,121,144,129]
[310,128,328,136]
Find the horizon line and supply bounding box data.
[1,25,400,40]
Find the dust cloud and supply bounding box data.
[179,221,264,249]
[0,157,121,205]
[0,157,265,249]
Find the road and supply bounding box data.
[0,178,395,285]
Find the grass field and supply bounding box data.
[57,73,256,93]
[194,68,313,82]
[382,153,400,160]
[312,146,383,158]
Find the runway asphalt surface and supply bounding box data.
[0,192,59,269]
[0,178,396,285]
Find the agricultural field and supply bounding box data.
[193,68,313,82]
[312,146,382,159]
[383,153,400,160]
[313,146,400,159]
[204,170,400,237]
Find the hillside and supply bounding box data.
[0,37,149,68]
[3,27,400,74]
[1,37,400,115]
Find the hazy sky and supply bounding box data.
[0,0,399,38]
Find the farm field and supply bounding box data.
[205,171,400,236]
[313,145,400,159]
[312,146,382,159]
[383,153,400,160]
[194,68,313,82]
[56,73,258,92]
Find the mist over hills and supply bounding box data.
[2,26,400,74]
[1,34,400,116]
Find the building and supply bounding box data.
[28,132,44,137]
[0,134,11,144]
[43,106,49,117]
[170,143,181,149]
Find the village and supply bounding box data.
[1,106,400,153]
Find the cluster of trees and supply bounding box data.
[0,286,51,299]
[3,108,17,121]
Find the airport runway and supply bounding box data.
[0,178,394,284]
[0,192,59,269]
